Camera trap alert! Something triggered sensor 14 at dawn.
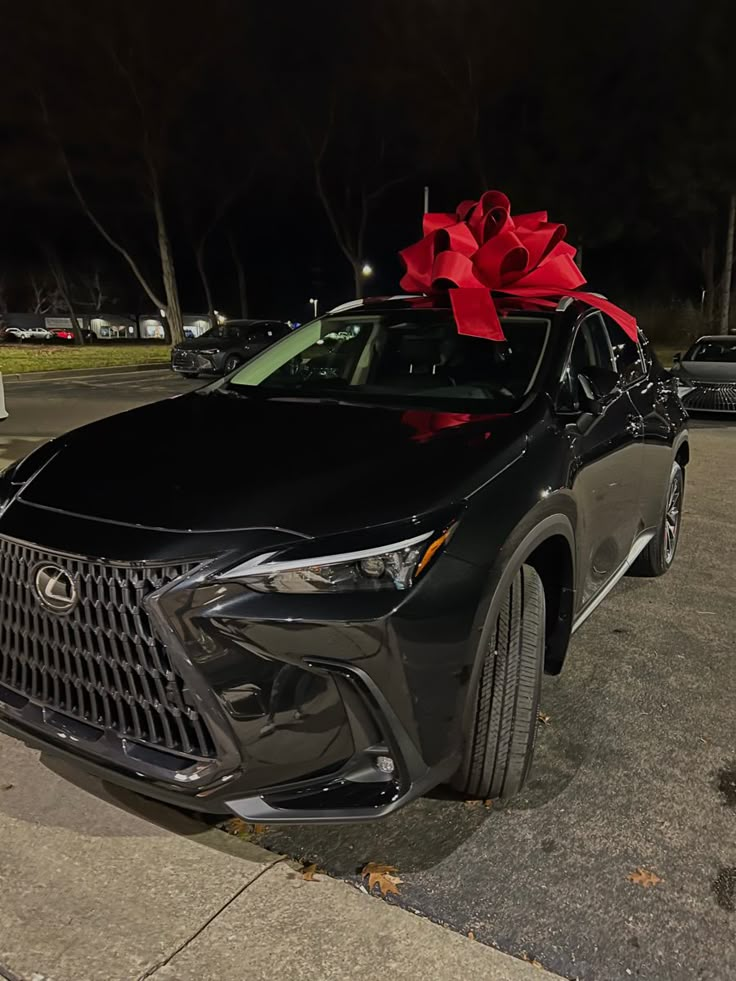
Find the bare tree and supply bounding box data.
[719,193,736,334]
[228,231,248,319]
[312,107,404,298]
[0,277,8,324]
[43,245,85,344]
[29,275,59,316]
[22,1,250,347]
[76,267,116,312]
[193,187,247,326]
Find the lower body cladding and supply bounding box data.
[0,532,487,823]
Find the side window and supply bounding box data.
[568,313,615,376]
[562,314,616,408]
[604,316,646,386]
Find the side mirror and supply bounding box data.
[578,368,619,415]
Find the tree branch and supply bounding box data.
[38,91,166,311]
[310,93,358,265]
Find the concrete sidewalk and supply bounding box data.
[0,738,563,981]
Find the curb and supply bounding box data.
[1,362,170,383]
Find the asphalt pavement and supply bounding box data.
[0,369,735,980]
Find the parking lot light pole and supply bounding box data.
[309,297,318,318]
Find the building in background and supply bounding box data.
[139,314,212,339]
[3,312,213,340]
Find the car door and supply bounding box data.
[561,312,644,608]
[607,321,675,532]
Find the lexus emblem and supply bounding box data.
[33,563,78,614]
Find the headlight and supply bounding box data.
[220,528,454,594]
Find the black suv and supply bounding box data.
[171,319,290,377]
[0,295,688,822]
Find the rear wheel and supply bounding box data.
[452,564,545,800]
[630,461,683,577]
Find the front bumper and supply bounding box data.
[171,351,222,374]
[0,513,487,822]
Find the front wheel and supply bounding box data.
[452,564,545,800]
[630,461,684,577]
[223,355,243,374]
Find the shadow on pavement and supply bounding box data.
[253,672,592,876]
[38,754,217,839]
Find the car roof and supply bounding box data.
[326,294,584,318]
[223,318,284,326]
[691,335,736,344]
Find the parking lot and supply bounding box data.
[1,369,735,980]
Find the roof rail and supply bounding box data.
[327,294,424,315]
[327,299,365,314]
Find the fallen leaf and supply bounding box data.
[361,862,402,896]
[520,953,545,968]
[627,867,662,888]
[224,817,250,835]
[464,799,481,808]
[300,863,319,881]
[223,818,268,837]
[467,930,475,941]
[0,784,13,791]
[537,710,551,725]
[483,799,493,809]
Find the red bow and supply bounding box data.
[399,190,637,342]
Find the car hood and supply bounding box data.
[16,392,527,536]
[679,361,736,383]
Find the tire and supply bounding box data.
[223,355,243,374]
[452,564,545,800]
[630,461,684,577]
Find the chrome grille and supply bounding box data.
[0,539,216,759]
[682,383,736,412]
[172,350,198,369]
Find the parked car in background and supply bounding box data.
[49,328,75,343]
[171,319,291,377]
[671,335,736,413]
[2,326,53,343]
[0,294,688,823]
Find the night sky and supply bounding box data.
[0,0,733,327]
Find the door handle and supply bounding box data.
[625,415,644,437]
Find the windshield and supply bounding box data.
[685,340,736,363]
[222,309,551,409]
[201,323,249,340]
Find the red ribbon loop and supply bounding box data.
[399,190,637,341]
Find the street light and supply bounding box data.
[361,263,373,277]
[309,297,318,317]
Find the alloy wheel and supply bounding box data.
[664,472,681,565]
